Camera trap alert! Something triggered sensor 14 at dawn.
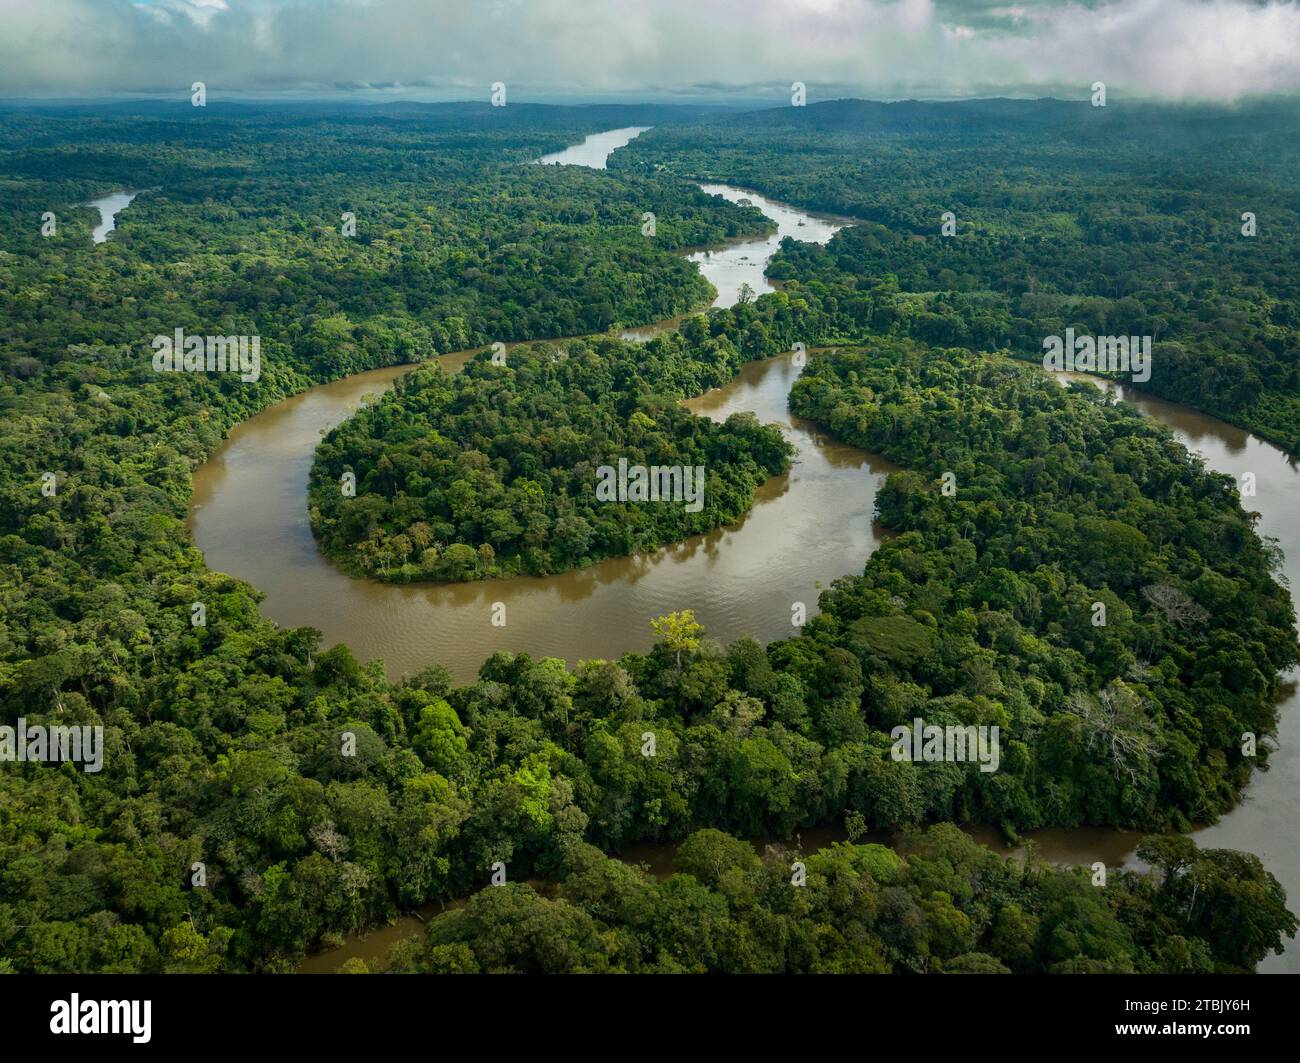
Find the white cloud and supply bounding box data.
[1,0,1297,101]
[997,0,1300,99]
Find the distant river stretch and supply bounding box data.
[86,190,138,243]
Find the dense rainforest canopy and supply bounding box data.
[787,345,1296,830]
[0,101,1295,974]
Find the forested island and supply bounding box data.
[0,100,1297,975]
[308,334,792,581]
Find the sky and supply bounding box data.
[1,0,1298,103]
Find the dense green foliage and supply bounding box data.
[615,99,1300,454]
[381,826,1296,974]
[788,345,1297,827]
[0,102,1295,975]
[0,102,772,374]
[308,334,792,581]
[0,102,768,973]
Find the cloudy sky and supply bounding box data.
[1,0,1298,102]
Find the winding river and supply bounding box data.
[1049,377,1300,974]
[189,131,886,685]
[185,128,1300,972]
